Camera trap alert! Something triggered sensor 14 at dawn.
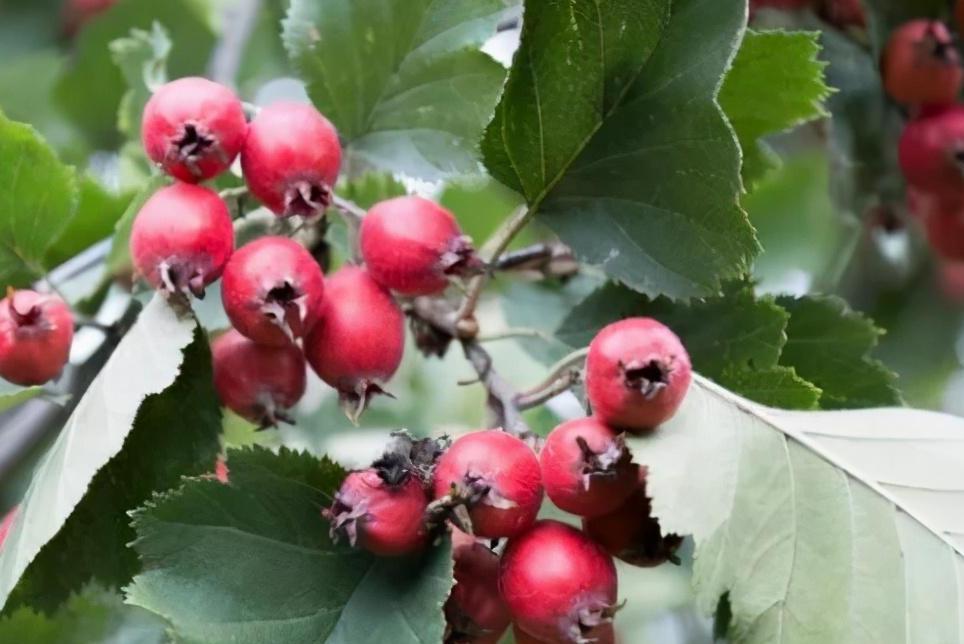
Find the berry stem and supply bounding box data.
[515,347,588,409]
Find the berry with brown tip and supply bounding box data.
[0,290,73,386]
[882,20,962,106]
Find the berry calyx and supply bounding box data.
[141,77,247,183]
[500,520,618,644]
[445,528,511,644]
[303,266,404,422]
[585,318,691,433]
[0,289,73,386]
[211,329,307,427]
[221,236,325,346]
[882,20,963,107]
[241,102,341,218]
[540,417,638,518]
[899,106,964,195]
[432,430,543,539]
[129,183,234,300]
[360,196,482,296]
[511,623,615,644]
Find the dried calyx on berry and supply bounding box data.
[0,289,74,386]
[882,20,963,107]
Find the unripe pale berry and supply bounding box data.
[141,77,247,183]
[899,106,964,195]
[211,329,306,427]
[585,318,691,433]
[325,468,428,556]
[241,102,341,218]
[360,196,482,296]
[882,20,962,106]
[303,266,404,421]
[432,430,543,539]
[445,528,511,644]
[540,417,638,518]
[0,290,73,386]
[500,520,618,644]
[130,183,234,299]
[221,236,325,346]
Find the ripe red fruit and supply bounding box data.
[141,77,247,183]
[0,290,73,386]
[325,468,428,556]
[899,106,964,195]
[211,329,306,427]
[221,236,325,346]
[360,196,482,296]
[241,102,341,218]
[130,183,234,299]
[500,520,618,644]
[445,529,511,644]
[922,212,964,261]
[540,417,638,519]
[0,506,17,550]
[214,457,230,484]
[882,20,962,106]
[303,266,403,420]
[432,430,543,539]
[585,318,691,432]
[62,0,115,35]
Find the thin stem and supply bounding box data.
[462,339,531,438]
[476,327,553,343]
[219,186,249,201]
[518,347,589,400]
[515,371,580,410]
[331,194,366,223]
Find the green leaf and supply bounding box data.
[106,175,168,277]
[0,381,42,416]
[335,172,407,209]
[127,447,454,644]
[718,29,831,185]
[110,22,171,140]
[0,111,79,288]
[483,0,758,299]
[45,177,132,269]
[283,0,511,180]
[0,296,222,612]
[718,365,821,410]
[439,177,526,249]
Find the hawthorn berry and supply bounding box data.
[445,528,511,644]
[211,329,307,427]
[882,20,962,107]
[585,317,692,433]
[899,106,964,194]
[141,77,247,183]
[214,456,230,484]
[360,196,482,296]
[221,236,325,346]
[62,0,115,35]
[500,520,618,644]
[540,417,638,519]
[303,266,404,421]
[241,102,341,218]
[432,430,543,539]
[0,290,73,386]
[129,183,234,299]
[0,506,17,551]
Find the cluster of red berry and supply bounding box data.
[324,318,692,644]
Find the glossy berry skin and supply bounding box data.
[500,520,618,644]
[211,329,306,427]
[585,318,691,433]
[142,77,247,183]
[540,417,638,519]
[445,529,511,644]
[0,290,73,386]
[130,183,234,299]
[221,236,325,346]
[360,196,481,296]
[899,106,964,194]
[326,468,428,556]
[433,430,543,539]
[882,20,962,107]
[241,102,341,218]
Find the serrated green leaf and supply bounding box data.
[45,176,132,269]
[126,446,454,644]
[718,365,821,410]
[106,174,168,277]
[0,381,42,415]
[110,22,171,140]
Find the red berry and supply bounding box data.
[939,261,964,303]
[241,102,341,218]
[62,0,115,35]
[326,468,428,556]
[303,266,403,420]
[432,430,543,539]
[0,290,73,386]
[585,318,691,432]
[211,329,306,427]
[214,456,230,484]
[141,77,247,183]
[221,236,325,346]
[130,183,234,299]
[360,196,481,296]
[818,0,865,29]
[445,528,511,643]
[923,211,964,261]
[540,417,638,519]
[899,106,964,194]
[500,520,617,644]
[0,506,17,551]
[882,20,962,106]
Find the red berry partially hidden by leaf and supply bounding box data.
[0,290,73,386]
[0,506,17,551]
[221,236,325,346]
[214,457,230,484]
[500,520,618,644]
[882,20,962,107]
[212,329,306,427]
[445,528,511,644]
[585,318,691,433]
[241,102,341,218]
[540,417,638,518]
[130,183,234,299]
[142,77,247,183]
[899,106,964,194]
[360,196,482,296]
[432,430,543,539]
